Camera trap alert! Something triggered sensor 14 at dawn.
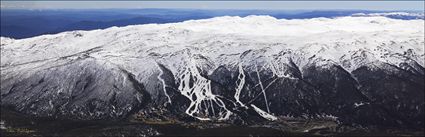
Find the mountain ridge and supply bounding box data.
[1,15,424,128]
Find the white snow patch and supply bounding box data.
[251,104,278,121]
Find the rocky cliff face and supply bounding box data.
[1,16,424,128]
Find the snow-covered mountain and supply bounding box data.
[352,12,425,19]
[1,15,424,127]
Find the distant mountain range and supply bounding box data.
[1,9,424,39]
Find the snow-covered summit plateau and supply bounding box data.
[1,16,424,127]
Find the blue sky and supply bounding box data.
[1,1,424,11]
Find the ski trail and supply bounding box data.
[234,63,247,108]
[177,56,232,120]
[251,104,277,121]
[255,63,270,113]
[156,63,172,104]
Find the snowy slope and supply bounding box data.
[1,16,424,126]
[1,16,423,70]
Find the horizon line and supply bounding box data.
[1,1,424,11]
[0,8,424,12]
